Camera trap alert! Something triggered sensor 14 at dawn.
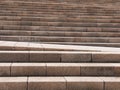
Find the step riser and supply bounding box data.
[0,16,120,23]
[1,21,120,28]
[0,63,120,76]
[0,36,120,43]
[0,52,119,62]
[0,31,120,37]
[1,25,120,32]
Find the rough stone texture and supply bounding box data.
[28,77,66,90]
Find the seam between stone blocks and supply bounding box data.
[28,51,30,62]
[64,77,67,90]
[10,63,13,76]
[27,77,29,90]
[45,63,47,76]
[103,80,105,90]
[91,53,93,62]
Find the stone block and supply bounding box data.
[0,51,29,62]
[28,77,66,90]
[47,63,80,76]
[0,77,27,90]
[30,51,61,62]
[61,52,91,62]
[11,63,46,76]
[66,77,103,90]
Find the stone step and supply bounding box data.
[1,41,120,51]
[43,42,120,47]
[1,63,120,76]
[0,7,119,15]
[0,11,119,17]
[0,36,120,43]
[1,25,120,32]
[0,15,120,20]
[0,16,120,23]
[0,30,120,37]
[0,77,120,90]
[0,2,118,11]
[1,21,120,28]
[0,51,119,62]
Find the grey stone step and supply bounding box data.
[1,63,120,76]
[0,30,120,37]
[0,77,120,90]
[0,51,119,62]
[0,36,120,43]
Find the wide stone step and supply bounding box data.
[1,21,120,28]
[0,11,119,17]
[0,30,120,37]
[0,36,120,43]
[0,16,120,23]
[44,42,120,47]
[0,77,120,90]
[1,41,120,51]
[0,7,119,15]
[1,63,120,76]
[1,25,120,32]
[0,51,119,62]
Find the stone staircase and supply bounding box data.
[0,0,120,90]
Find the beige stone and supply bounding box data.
[11,63,46,76]
[47,63,80,76]
[66,77,103,90]
[28,77,66,90]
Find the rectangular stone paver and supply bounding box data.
[65,77,103,90]
[28,77,66,90]
[0,77,27,90]
[11,63,46,76]
[61,52,91,62]
[100,77,120,90]
[0,51,29,62]
[30,51,61,62]
[47,63,80,76]
[0,63,11,76]
[92,52,120,62]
